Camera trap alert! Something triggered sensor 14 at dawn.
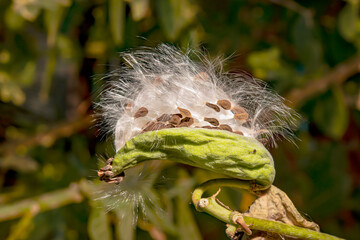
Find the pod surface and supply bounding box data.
[112,128,275,187]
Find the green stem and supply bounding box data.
[0,180,92,222]
[192,178,344,240]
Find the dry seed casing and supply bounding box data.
[177,107,192,117]
[204,117,220,126]
[205,102,220,112]
[234,113,249,121]
[134,107,148,118]
[217,100,232,110]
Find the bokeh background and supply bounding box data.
[1,0,360,239]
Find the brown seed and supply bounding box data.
[107,177,123,184]
[204,117,219,126]
[134,107,148,118]
[183,117,194,124]
[177,107,192,117]
[153,76,163,86]
[106,158,114,165]
[194,72,209,81]
[234,131,244,135]
[256,129,269,135]
[218,124,233,132]
[257,138,268,145]
[153,122,167,130]
[98,170,125,183]
[157,114,172,122]
[178,117,194,127]
[143,122,167,132]
[97,170,105,178]
[205,102,220,112]
[100,165,112,171]
[253,149,257,154]
[107,172,125,184]
[125,102,133,114]
[217,100,232,110]
[234,112,249,121]
[141,121,156,132]
[231,106,247,114]
[174,113,183,118]
[104,171,114,177]
[169,114,181,125]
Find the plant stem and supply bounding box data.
[0,180,92,222]
[192,178,344,240]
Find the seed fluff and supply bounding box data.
[96,44,299,151]
[94,44,300,215]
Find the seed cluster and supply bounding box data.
[138,107,196,133]
[97,158,125,183]
[100,45,299,152]
[130,98,256,138]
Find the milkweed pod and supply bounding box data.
[109,128,275,188]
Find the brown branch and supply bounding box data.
[0,114,95,155]
[269,0,311,16]
[285,55,360,107]
[138,220,167,240]
[0,180,92,222]
[268,0,314,26]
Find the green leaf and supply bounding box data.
[313,88,349,139]
[292,16,323,71]
[142,189,178,235]
[19,61,36,86]
[44,4,66,47]
[88,202,112,240]
[39,50,56,102]
[0,72,26,105]
[175,169,202,240]
[115,203,136,240]
[109,0,125,46]
[4,6,25,30]
[129,0,149,21]
[338,2,359,42]
[246,47,281,79]
[155,0,197,41]
[7,211,34,240]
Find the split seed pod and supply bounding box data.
[95,44,299,211]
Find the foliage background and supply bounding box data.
[1,0,360,239]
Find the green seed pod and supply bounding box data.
[111,128,275,188]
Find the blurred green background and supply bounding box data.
[1,0,360,239]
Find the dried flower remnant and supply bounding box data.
[97,158,125,184]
